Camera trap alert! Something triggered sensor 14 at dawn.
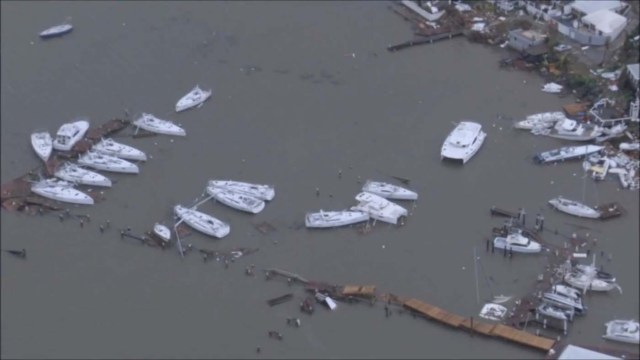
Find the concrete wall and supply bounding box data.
[508,29,546,51]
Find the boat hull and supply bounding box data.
[548,197,601,219]
[493,236,542,253]
[208,180,275,201]
[93,139,147,161]
[153,223,171,242]
[441,121,486,164]
[533,145,603,164]
[52,120,90,151]
[40,24,73,38]
[31,132,53,162]
[207,187,265,214]
[175,87,212,112]
[174,205,230,239]
[133,114,186,136]
[362,180,418,200]
[351,192,408,225]
[55,164,112,187]
[31,182,94,205]
[305,210,370,228]
[603,320,640,345]
[78,152,139,174]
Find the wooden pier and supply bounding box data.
[387,31,463,52]
[401,297,556,352]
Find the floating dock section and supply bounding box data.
[401,297,556,352]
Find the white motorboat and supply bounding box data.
[533,145,603,164]
[174,205,230,239]
[586,157,610,181]
[478,303,507,321]
[575,264,616,283]
[603,320,640,345]
[564,271,621,293]
[133,113,186,136]
[492,228,542,254]
[54,162,112,187]
[541,82,563,93]
[362,180,418,200]
[39,22,73,38]
[175,85,212,112]
[30,179,94,205]
[207,180,275,201]
[542,284,587,315]
[153,223,171,242]
[31,131,53,162]
[78,151,139,174]
[534,118,603,141]
[350,192,408,225]
[92,138,147,161]
[548,196,601,219]
[619,141,640,151]
[441,121,487,164]
[514,111,566,130]
[305,210,370,228]
[206,186,265,214]
[52,119,90,151]
[537,302,575,322]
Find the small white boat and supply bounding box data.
[133,113,186,136]
[441,121,487,164]
[31,131,53,162]
[78,151,139,174]
[153,223,171,242]
[175,85,212,112]
[514,111,566,130]
[619,141,640,151]
[206,186,265,214]
[587,158,610,181]
[362,180,418,200]
[174,205,230,239]
[350,192,408,225]
[492,228,542,254]
[541,82,563,93]
[603,320,640,345]
[537,302,575,322]
[207,180,275,201]
[92,138,147,161]
[575,264,616,283]
[548,196,601,219]
[564,271,621,293]
[478,303,507,321]
[31,179,94,205]
[52,119,90,151]
[542,284,587,315]
[54,162,112,187]
[533,145,603,164]
[305,210,370,228]
[39,22,73,39]
[534,118,603,141]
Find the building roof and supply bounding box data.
[557,345,621,360]
[627,63,639,81]
[581,9,627,35]
[570,0,626,15]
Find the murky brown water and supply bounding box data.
[2,1,638,359]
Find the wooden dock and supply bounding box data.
[401,297,555,352]
[387,31,463,52]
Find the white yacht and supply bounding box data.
[514,111,566,130]
[207,180,275,201]
[175,85,212,112]
[534,118,603,141]
[78,151,139,174]
[441,121,487,164]
[492,228,542,253]
[31,131,53,162]
[206,186,265,214]
[548,196,601,219]
[533,145,603,164]
[362,180,418,200]
[92,138,147,161]
[52,119,90,151]
[603,320,640,345]
[542,284,587,316]
[350,192,408,225]
[564,270,621,293]
[54,162,112,187]
[30,179,94,205]
[537,302,575,322]
[305,210,370,228]
[133,113,186,136]
[174,205,230,239]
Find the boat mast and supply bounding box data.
[474,246,480,304]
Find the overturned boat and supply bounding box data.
[174,205,230,239]
[207,180,275,201]
[31,179,94,205]
[362,180,418,200]
[39,22,73,39]
[92,138,147,161]
[351,192,408,225]
[153,223,171,242]
[206,186,265,214]
[305,210,370,228]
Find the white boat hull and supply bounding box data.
[78,152,139,174]
[174,205,230,239]
[133,113,186,136]
[153,223,171,242]
[441,121,486,164]
[603,320,640,345]
[548,197,601,219]
[31,132,53,162]
[492,236,542,253]
[55,163,112,187]
[52,120,90,151]
[31,180,94,205]
[533,145,603,164]
[362,180,418,200]
[351,192,408,225]
[514,111,565,130]
[208,180,275,201]
[92,138,147,161]
[40,23,73,38]
[305,210,370,228]
[175,86,212,112]
[207,186,265,214]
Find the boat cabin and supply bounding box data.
[55,124,81,147]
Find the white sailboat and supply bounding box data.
[92,138,147,161]
[31,131,53,162]
[361,180,418,200]
[175,85,212,112]
[133,113,186,136]
[548,196,601,219]
[30,179,94,205]
[305,210,370,228]
[206,186,265,214]
[54,162,112,187]
[350,192,408,225]
[207,180,275,201]
[514,111,566,130]
[78,151,139,174]
[173,205,230,239]
[492,228,542,253]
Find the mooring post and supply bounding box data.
[470,316,474,337]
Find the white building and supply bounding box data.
[580,8,628,40]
